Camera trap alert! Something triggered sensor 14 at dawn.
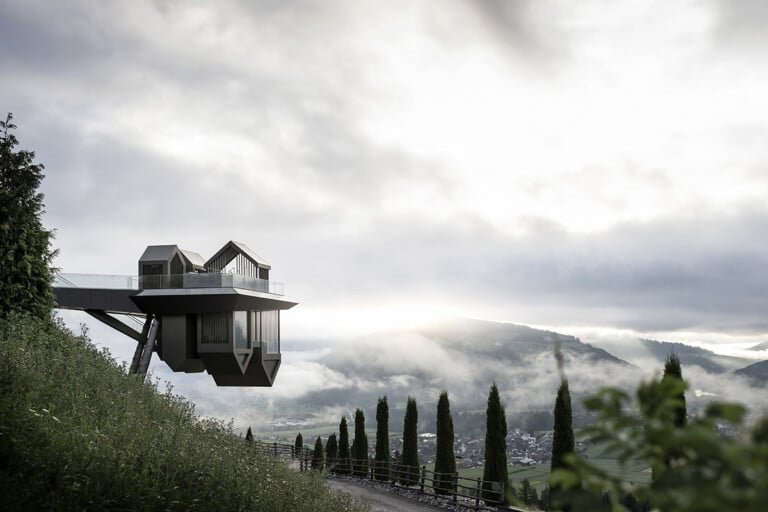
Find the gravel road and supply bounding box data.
[328,478,446,512]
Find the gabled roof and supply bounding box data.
[139,245,178,263]
[179,249,206,270]
[205,240,271,271]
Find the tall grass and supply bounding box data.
[0,313,365,512]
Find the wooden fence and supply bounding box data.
[252,442,508,511]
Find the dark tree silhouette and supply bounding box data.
[663,353,687,427]
[374,396,390,481]
[351,408,369,477]
[434,391,456,494]
[0,113,57,319]
[338,417,351,475]
[325,433,338,470]
[550,379,575,509]
[400,397,419,485]
[482,383,510,504]
[312,437,324,470]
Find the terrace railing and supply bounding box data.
[54,272,285,296]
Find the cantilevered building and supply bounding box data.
[54,241,297,386]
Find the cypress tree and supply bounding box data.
[351,408,369,477]
[295,432,303,458]
[663,353,687,427]
[245,426,253,442]
[482,383,510,504]
[312,437,324,470]
[0,113,57,320]
[550,379,575,508]
[400,397,419,485]
[374,396,391,481]
[326,433,338,470]
[550,379,574,472]
[338,417,351,475]
[434,390,456,495]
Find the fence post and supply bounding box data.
[370,457,374,481]
[475,478,481,509]
[453,472,458,505]
[500,480,505,505]
[420,465,426,494]
[274,442,279,456]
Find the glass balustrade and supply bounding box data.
[55,273,285,296]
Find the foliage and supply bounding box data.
[551,376,768,512]
[351,408,369,477]
[374,396,390,481]
[338,417,351,475]
[295,432,303,456]
[312,437,324,470]
[0,113,57,320]
[662,352,686,428]
[551,379,574,472]
[550,378,575,508]
[434,391,456,494]
[520,478,540,507]
[0,313,364,512]
[482,382,510,504]
[326,433,338,470]
[400,397,419,485]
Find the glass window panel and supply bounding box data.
[234,311,249,350]
[200,312,229,344]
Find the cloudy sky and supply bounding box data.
[4,1,768,356]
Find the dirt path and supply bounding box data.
[328,479,446,512]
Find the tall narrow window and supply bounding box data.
[234,311,249,350]
[261,310,279,354]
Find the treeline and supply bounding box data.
[288,385,520,505]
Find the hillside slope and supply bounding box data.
[0,313,360,512]
[735,360,768,385]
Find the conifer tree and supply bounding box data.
[663,353,687,427]
[245,426,253,442]
[482,383,510,504]
[312,437,324,470]
[434,391,456,494]
[326,433,338,470]
[338,417,351,475]
[400,397,419,485]
[550,380,574,472]
[295,432,303,458]
[351,408,369,477]
[0,113,57,320]
[550,379,575,508]
[374,396,390,481]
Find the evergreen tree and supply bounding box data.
[550,379,575,508]
[482,383,510,504]
[0,113,57,320]
[245,426,253,442]
[550,379,574,472]
[434,391,456,495]
[326,433,338,470]
[400,397,419,485]
[663,353,687,427]
[351,408,369,477]
[295,432,303,458]
[338,417,351,475]
[312,437,324,470]
[374,396,390,481]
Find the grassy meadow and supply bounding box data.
[0,313,366,512]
